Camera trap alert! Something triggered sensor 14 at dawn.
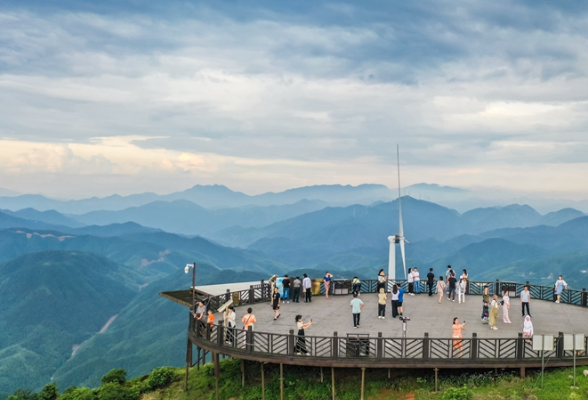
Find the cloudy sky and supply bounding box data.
[1,0,588,199]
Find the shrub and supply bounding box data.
[7,389,38,400]
[147,367,175,390]
[442,385,473,400]
[58,387,95,400]
[39,383,58,400]
[97,383,138,400]
[101,369,127,385]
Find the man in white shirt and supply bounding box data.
[302,274,312,303]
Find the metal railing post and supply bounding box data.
[470,333,478,360]
[333,332,339,359]
[495,279,499,295]
[422,333,429,360]
[582,288,587,307]
[217,324,224,347]
[517,332,524,359]
[249,285,255,304]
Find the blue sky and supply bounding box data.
[1,0,588,199]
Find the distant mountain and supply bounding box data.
[0,210,73,232]
[72,199,328,237]
[1,208,85,228]
[0,251,137,394]
[0,187,19,197]
[71,222,161,237]
[461,204,542,233]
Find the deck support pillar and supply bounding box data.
[213,352,220,400]
[520,367,525,378]
[197,346,201,370]
[434,368,439,393]
[331,367,336,400]
[241,359,245,387]
[320,367,324,382]
[388,368,390,379]
[261,362,265,400]
[184,337,192,392]
[360,367,366,400]
[280,363,284,400]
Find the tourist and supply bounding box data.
[522,315,533,339]
[206,310,215,339]
[225,305,236,344]
[489,294,500,330]
[390,285,399,318]
[324,271,333,299]
[407,268,414,295]
[413,267,421,294]
[447,273,457,301]
[295,315,312,355]
[461,269,469,293]
[554,275,568,304]
[282,275,291,303]
[377,269,387,294]
[292,276,301,303]
[378,288,387,319]
[521,285,531,317]
[350,293,364,328]
[502,292,511,323]
[302,274,312,303]
[457,277,467,303]
[452,317,466,357]
[241,307,256,348]
[436,276,446,303]
[426,268,436,296]
[194,300,207,335]
[481,286,490,319]
[272,287,281,320]
[352,276,361,296]
[445,265,454,280]
[396,283,405,316]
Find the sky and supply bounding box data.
[1,0,588,199]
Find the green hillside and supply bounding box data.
[0,251,137,394]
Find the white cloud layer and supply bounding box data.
[1,1,588,199]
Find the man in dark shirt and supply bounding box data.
[447,273,457,301]
[426,268,436,296]
[282,275,291,303]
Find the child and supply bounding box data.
[481,301,489,324]
[207,309,215,328]
[523,315,533,338]
[436,276,446,304]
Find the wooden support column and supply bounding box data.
[261,362,266,400]
[184,337,192,392]
[520,367,525,378]
[360,367,366,400]
[331,367,336,400]
[434,368,439,393]
[241,359,245,388]
[197,347,201,370]
[320,367,324,383]
[213,352,220,400]
[280,364,284,400]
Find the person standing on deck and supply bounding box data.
[481,286,490,320]
[282,275,291,303]
[378,288,387,319]
[452,317,466,358]
[521,285,531,317]
[302,274,312,303]
[407,268,414,295]
[292,277,301,303]
[324,271,333,299]
[295,315,312,355]
[272,287,281,320]
[554,275,568,304]
[502,291,511,323]
[377,269,387,294]
[225,305,236,344]
[436,276,446,304]
[350,293,364,328]
[396,283,405,316]
[445,265,454,281]
[413,267,421,294]
[390,285,399,318]
[426,268,436,296]
[352,276,361,296]
[489,294,500,330]
[457,278,467,303]
[447,273,457,301]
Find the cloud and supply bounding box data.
[0,1,588,198]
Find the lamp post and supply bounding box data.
[185,263,196,311]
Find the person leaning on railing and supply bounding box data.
[352,276,361,296]
[194,300,207,335]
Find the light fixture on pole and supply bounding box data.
[184,263,196,312]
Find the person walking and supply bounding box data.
[407,268,414,295]
[521,285,531,317]
[295,315,312,355]
[378,288,387,319]
[324,271,333,299]
[426,268,436,296]
[272,287,281,320]
[436,276,446,303]
[502,292,511,323]
[302,274,312,303]
[396,283,405,316]
[489,294,500,330]
[377,269,387,294]
[447,273,457,301]
[350,293,364,328]
[352,276,361,296]
[457,277,467,303]
[452,317,466,358]
[292,276,301,303]
[554,275,568,303]
[413,267,421,294]
[282,275,291,303]
[390,285,399,318]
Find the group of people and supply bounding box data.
[280,274,313,304]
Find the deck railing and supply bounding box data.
[189,279,588,365]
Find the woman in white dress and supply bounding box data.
[523,315,533,338]
[554,275,568,304]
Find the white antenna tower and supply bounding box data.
[388,145,409,281]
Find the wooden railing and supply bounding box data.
[188,279,588,365]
